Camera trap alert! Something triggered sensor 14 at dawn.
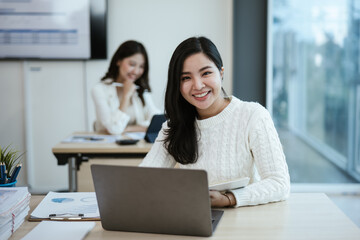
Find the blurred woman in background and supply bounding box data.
[92,40,159,134]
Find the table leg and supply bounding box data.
[68,157,78,192]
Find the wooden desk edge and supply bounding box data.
[52,141,152,154]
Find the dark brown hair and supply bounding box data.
[101,40,151,105]
[164,37,223,164]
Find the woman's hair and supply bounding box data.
[101,40,150,105]
[164,36,224,164]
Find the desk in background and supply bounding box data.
[10,193,360,240]
[52,132,152,192]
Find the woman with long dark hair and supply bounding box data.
[92,40,159,134]
[140,36,290,208]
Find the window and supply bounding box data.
[270,0,360,182]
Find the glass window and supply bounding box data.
[271,0,360,182]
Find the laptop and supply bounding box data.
[91,164,224,237]
[144,114,166,143]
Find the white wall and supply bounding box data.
[0,0,233,193]
[0,62,27,185]
[87,0,234,128]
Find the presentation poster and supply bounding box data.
[0,0,90,59]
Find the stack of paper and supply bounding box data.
[0,187,31,240]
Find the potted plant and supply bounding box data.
[0,144,24,186]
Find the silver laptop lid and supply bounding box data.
[91,164,214,237]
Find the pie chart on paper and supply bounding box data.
[51,198,74,203]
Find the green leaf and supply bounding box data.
[0,144,24,178]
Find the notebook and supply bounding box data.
[144,114,166,143]
[209,177,250,191]
[91,164,224,237]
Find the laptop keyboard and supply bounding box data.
[211,210,224,231]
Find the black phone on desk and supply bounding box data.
[116,139,139,145]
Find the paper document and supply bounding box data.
[62,135,121,143]
[124,132,146,140]
[209,177,250,191]
[30,192,99,220]
[22,221,95,240]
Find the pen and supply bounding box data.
[2,170,7,184]
[49,213,84,220]
[9,163,21,183]
[90,137,104,141]
[0,163,5,183]
[49,213,84,217]
[112,82,140,89]
[50,217,84,220]
[73,136,104,141]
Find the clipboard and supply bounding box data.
[29,192,100,222]
[28,215,100,222]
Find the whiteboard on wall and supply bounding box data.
[0,0,91,59]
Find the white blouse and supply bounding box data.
[91,81,160,135]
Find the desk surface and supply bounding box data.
[52,132,152,154]
[52,132,153,192]
[10,193,360,240]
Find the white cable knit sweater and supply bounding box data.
[140,96,290,207]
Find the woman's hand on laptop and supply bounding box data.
[209,191,236,207]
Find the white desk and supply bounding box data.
[10,193,360,239]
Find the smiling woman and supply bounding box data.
[91,40,160,135]
[140,36,290,209]
[180,53,228,119]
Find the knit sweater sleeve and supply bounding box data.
[229,105,290,207]
[139,122,177,168]
[91,83,130,135]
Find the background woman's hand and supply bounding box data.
[118,79,137,112]
[122,79,137,99]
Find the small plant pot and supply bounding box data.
[0,179,17,187]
